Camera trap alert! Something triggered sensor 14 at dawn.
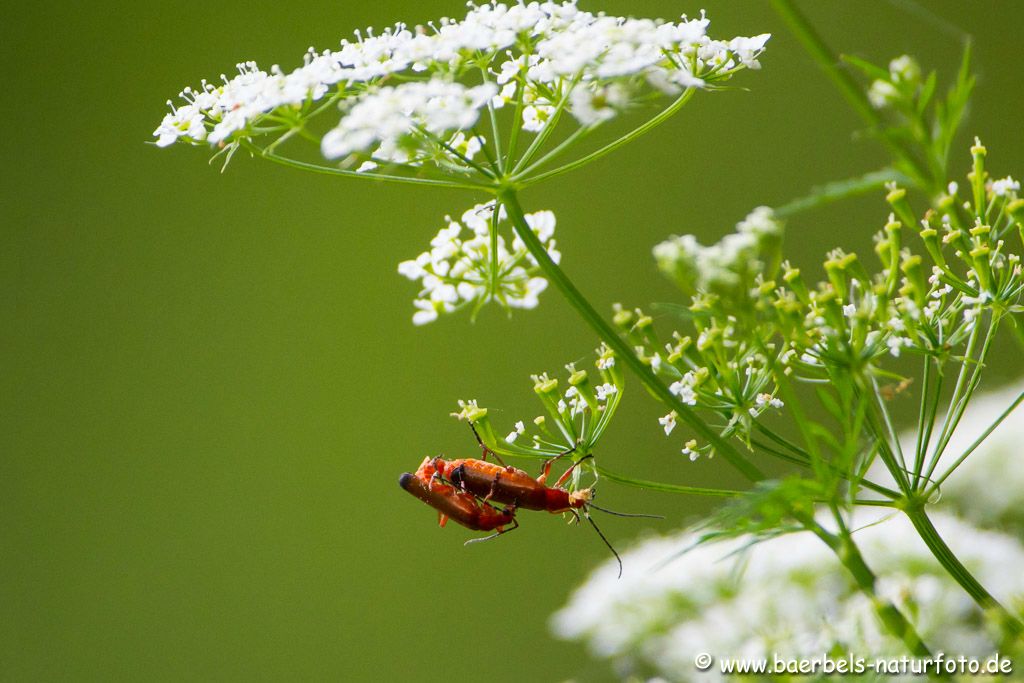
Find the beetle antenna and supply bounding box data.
[464,532,502,545]
[467,421,505,466]
[588,502,664,519]
[584,512,623,579]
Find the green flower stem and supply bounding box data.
[904,507,1024,641]
[510,75,579,175]
[500,188,765,483]
[750,429,902,500]
[769,0,934,191]
[594,466,741,497]
[769,0,879,128]
[245,143,490,192]
[517,88,696,187]
[922,315,998,487]
[772,168,904,219]
[805,517,936,659]
[912,354,936,490]
[926,390,1024,496]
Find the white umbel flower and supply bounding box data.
[397,202,560,324]
[552,511,1024,681]
[156,2,770,167]
[321,80,496,160]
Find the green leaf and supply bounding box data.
[773,168,906,218]
[841,54,890,82]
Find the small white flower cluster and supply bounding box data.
[653,206,782,295]
[991,176,1020,197]
[321,81,497,161]
[868,54,922,110]
[398,202,558,325]
[453,345,624,461]
[552,511,1024,681]
[156,2,769,170]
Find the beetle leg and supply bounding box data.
[553,453,594,488]
[539,441,580,484]
[468,421,506,466]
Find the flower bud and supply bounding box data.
[886,187,916,232]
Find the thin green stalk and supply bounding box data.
[861,389,914,495]
[912,354,936,490]
[513,124,591,179]
[769,0,933,189]
[751,428,902,500]
[773,168,904,219]
[926,390,1023,496]
[870,376,911,478]
[500,189,765,482]
[519,88,696,186]
[414,125,497,179]
[248,144,491,192]
[804,517,935,659]
[505,73,528,166]
[904,508,1024,640]
[479,67,505,174]
[594,466,741,497]
[510,76,579,175]
[921,315,994,485]
[489,203,501,297]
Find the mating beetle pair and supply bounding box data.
[399,425,656,576]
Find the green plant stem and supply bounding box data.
[773,168,904,219]
[769,0,933,189]
[517,88,696,186]
[806,519,935,659]
[770,0,879,128]
[500,188,765,483]
[904,508,1024,640]
[245,143,489,192]
[926,390,1024,496]
[594,466,741,497]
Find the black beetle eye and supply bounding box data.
[450,465,465,487]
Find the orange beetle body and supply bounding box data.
[430,456,592,513]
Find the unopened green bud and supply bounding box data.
[943,229,972,260]
[533,375,558,395]
[970,245,993,292]
[901,254,927,305]
[824,258,849,301]
[667,336,692,364]
[782,266,810,304]
[612,304,633,328]
[1006,198,1024,222]
[886,188,916,231]
[970,138,988,213]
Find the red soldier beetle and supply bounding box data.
[427,424,661,577]
[399,457,518,543]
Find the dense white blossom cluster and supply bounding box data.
[452,344,624,462]
[552,511,1024,681]
[397,202,558,324]
[653,206,782,294]
[155,2,768,171]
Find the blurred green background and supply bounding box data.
[3,1,1023,680]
